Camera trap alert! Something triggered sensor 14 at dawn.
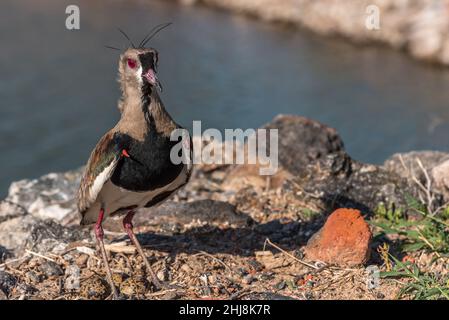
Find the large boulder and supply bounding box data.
[383,151,449,181]
[5,169,82,224]
[0,169,89,257]
[383,151,449,205]
[262,115,345,176]
[293,152,420,214]
[223,115,420,214]
[223,115,345,190]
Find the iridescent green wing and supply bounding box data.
[77,131,121,215]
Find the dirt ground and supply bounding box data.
[0,165,409,300]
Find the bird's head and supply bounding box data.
[118,47,162,93]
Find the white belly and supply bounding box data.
[81,164,189,225]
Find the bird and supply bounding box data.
[77,42,193,298]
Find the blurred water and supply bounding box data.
[2,0,449,197]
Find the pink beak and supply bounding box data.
[143,68,162,91]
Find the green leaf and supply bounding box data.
[402,242,425,252]
[380,271,409,278]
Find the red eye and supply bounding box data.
[127,58,137,69]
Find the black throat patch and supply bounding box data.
[139,52,156,114]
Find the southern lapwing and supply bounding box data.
[77,45,192,298]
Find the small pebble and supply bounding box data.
[275,280,286,290]
[242,274,253,285]
[248,259,263,272]
[39,261,63,277]
[62,253,75,263]
[26,271,42,283]
[207,274,217,284]
[0,247,10,264]
[64,265,81,291]
[156,270,167,282]
[75,254,89,267]
[15,282,36,295]
[0,271,17,296]
[180,264,193,273]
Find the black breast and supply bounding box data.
[111,129,184,192]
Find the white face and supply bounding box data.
[125,56,142,84]
[123,51,160,90]
[136,65,143,85]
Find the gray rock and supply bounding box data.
[0,169,87,257]
[0,215,39,254]
[384,151,449,204]
[25,271,42,283]
[0,215,90,256]
[293,151,420,214]
[134,199,253,230]
[255,220,283,235]
[64,265,81,291]
[222,115,345,191]
[15,282,37,296]
[242,274,254,285]
[0,245,10,263]
[0,200,27,224]
[6,169,82,223]
[383,151,449,180]
[222,115,424,214]
[262,114,344,175]
[39,261,64,277]
[0,271,17,296]
[27,220,90,254]
[431,159,449,201]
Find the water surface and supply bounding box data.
[2,0,449,197]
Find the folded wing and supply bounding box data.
[77,131,121,216]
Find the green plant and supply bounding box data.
[372,196,449,300]
[374,202,404,224]
[300,208,319,220]
[372,198,449,256]
[381,254,449,300]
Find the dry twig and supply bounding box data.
[263,238,321,270]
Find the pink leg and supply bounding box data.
[123,211,162,289]
[95,208,119,299]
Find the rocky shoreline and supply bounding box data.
[179,0,449,66]
[1,114,449,299]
